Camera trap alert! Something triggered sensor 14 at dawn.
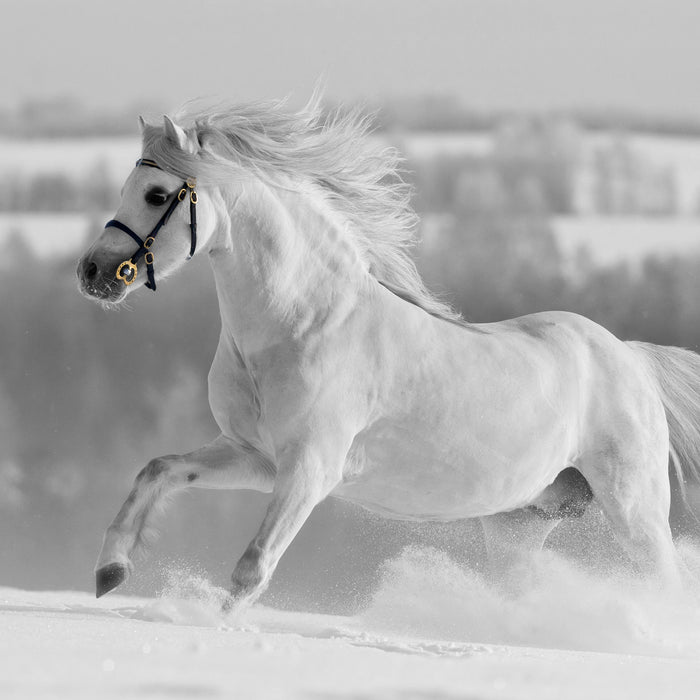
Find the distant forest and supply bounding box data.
[4,94,700,139]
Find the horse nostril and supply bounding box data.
[85,261,98,280]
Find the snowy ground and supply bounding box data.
[3,546,700,699]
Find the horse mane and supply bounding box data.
[142,96,465,324]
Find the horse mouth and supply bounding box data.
[77,268,128,304]
[79,280,128,305]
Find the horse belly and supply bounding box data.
[334,420,570,521]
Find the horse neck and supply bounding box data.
[209,178,368,349]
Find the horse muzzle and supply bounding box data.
[76,254,128,303]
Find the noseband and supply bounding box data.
[104,158,198,291]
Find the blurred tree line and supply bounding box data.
[0,161,119,212]
[374,94,700,138]
[0,97,163,138]
[6,94,700,139]
[413,145,700,348]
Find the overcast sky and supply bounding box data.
[2,0,699,116]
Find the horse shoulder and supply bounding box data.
[208,330,271,451]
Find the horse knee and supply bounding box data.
[136,457,172,484]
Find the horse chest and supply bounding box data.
[208,332,329,450]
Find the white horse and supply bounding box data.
[78,98,700,607]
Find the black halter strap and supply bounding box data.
[104,158,198,291]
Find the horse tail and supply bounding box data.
[627,341,700,498]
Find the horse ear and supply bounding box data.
[137,115,147,133]
[163,115,190,151]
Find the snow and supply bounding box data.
[0,137,139,180]
[552,216,700,268]
[3,546,700,699]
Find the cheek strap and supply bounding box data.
[104,168,197,291]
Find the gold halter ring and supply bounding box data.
[116,260,138,285]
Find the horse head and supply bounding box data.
[77,116,217,303]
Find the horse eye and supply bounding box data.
[145,190,169,206]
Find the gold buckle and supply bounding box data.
[144,251,154,265]
[186,179,197,188]
[178,188,187,201]
[144,236,155,249]
[116,260,137,286]
[190,190,198,204]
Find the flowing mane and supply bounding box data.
[141,97,463,324]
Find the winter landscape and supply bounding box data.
[5,2,700,698]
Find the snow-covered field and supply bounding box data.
[3,545,700,699]
[553,216,700,267]
[0,137,139,180]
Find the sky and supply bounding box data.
[2,0,700,116]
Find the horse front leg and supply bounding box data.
[223,440,344,611]
[95,434,275,597]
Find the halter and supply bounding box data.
[105,158,198,291]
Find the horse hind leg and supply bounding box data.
[481,508,560,581]
[480,468,594,588]
[578,435,680,589]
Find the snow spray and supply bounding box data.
[361,541,700,657]
[133,564,231,627]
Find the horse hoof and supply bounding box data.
[95,563,128,598]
